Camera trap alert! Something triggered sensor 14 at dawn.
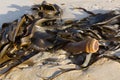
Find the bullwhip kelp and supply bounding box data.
[0,1,120,79]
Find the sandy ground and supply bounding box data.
[0,0,120,27]
[0,0,120,80]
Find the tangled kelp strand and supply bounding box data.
[0,1,120,79]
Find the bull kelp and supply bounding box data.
[0,1,120,79]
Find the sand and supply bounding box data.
[0,0,120,80]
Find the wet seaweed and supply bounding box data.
[0,1,120,79]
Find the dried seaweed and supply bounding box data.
[0,1,120,79]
